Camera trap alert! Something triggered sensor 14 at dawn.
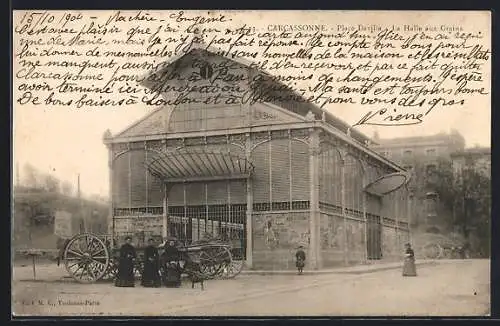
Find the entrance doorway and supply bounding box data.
[165,181,247,260]
[145,148,253,260]
[367,214,382,259]
[366,193,382,260]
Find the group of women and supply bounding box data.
[114,237,183,288]
[113,236,417,286]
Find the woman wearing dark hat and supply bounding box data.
[402,243,417,277]
[295,245,306,275]
[160,238,182,287]
[141,238,161,287]
[115,236,137,287]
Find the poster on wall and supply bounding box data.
[53,211,73,239]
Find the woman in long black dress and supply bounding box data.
[161,239,182,288]
[115,236,137,287]
[402,243,417,277]
[141,238,161,287]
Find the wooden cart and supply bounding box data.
[60,233,244,283]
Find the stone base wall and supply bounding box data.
[320,213,366,268]
[250,210,410,270]
[381,224,410,261]
[252,211,309,270]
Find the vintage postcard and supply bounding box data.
[12,10,491,317]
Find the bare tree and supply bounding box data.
[23,163,40,188]
[43,174,60,193]
[61,181,73,196]
[429,161,491,257]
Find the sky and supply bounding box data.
[12,10,491,197]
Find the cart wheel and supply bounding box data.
[422,243,443,260]
[134,260,144,279]
[219,247,244,279]
[199,245,230,278]
[63,233,110,283]
[100,258,118,282]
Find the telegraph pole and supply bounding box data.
[77,174,86,233]
[77,173,81,199]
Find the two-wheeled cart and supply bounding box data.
[59,233,244,283]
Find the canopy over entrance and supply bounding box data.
[145,148,253,183]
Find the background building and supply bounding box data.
[371,130,465,171]
[103,40,411,270]
[371,132,491,258]
[451,146,491,179]
[370,130,465,232]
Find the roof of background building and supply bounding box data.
[451,147,491,157]
[374,132,458,145]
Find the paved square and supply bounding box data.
[12,260,490,316]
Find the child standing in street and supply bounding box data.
[295,245,306,275]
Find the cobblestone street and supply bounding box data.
[12,259,489,317]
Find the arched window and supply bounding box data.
[343,154,364,213]
[425,191,438,219]
[319,144,342,206]
[426,164,437,176]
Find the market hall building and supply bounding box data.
[103,40,411,270]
